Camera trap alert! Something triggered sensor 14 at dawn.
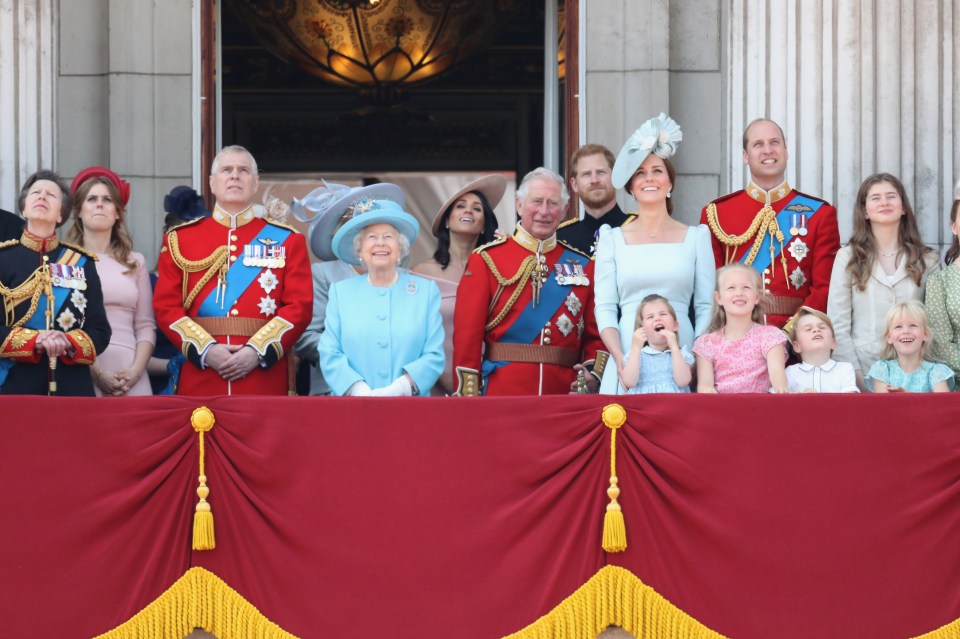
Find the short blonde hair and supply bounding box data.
[788,306,835,342]
[879,300,934,361]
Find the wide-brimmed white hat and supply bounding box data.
[291,182,404,261]
[430,174,507,237]
[331,199,420,266]
[611,113,683,189]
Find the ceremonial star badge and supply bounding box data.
[57,308,76,331]
[790,267,807,289]
[71,290,87,313]
[556,313,574,337]
[258,269,279,294]
[565,291,582,316]
[787,238,809,263]
[258,296,277,316]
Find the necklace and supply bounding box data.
[878,248,901,257]
[368,271,400,287]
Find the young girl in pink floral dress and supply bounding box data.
[694,263,789,393]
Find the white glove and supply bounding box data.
[370,375,413,397]
[348,381,373,396]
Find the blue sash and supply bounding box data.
[196,223,291,317]
[744,194,824,272]
[0,248,86,387]
[482,247,587,392]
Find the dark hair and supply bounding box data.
[569,144,615,176]
[433,190,499,269]
[17,170,73,228]
[846,173,936,290]
[742,118,786,151]
[625,156,677,215]
[66,176,138,273]
[945,190,960,266]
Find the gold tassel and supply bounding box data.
[602,404,628,553]
[191,406,216,551]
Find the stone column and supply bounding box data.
[0,0,57,211]
[724,0,960,249]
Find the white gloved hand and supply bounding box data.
[370,375,413,397]
[348,381,373,396]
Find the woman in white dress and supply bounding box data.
[594,113,715,394]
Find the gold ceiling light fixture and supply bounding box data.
[230,0,518,106]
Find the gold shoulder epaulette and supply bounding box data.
[558,217,578,229]
[0,239,19,250]
[166,217,205,233]
[472,235,507,254]
[558,240,592,260]
[59,241,99,261]
[266,219,301,234]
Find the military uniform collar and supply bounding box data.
[212,204,256,229]
[19,229,58,253]
[746,180,792,205]
[513,223,557,254]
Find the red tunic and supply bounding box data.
[700,182,840,327]
[153,206,312,396]
[452,227,603,396]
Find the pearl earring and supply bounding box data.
[666,192,672,199]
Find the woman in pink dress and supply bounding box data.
[67,167,156,396]
[411,175,505,395]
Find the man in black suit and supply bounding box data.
[0,208,24,242]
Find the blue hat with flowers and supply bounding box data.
[291,182,404,261]
[611,113,683,189]
[331,199,420,266]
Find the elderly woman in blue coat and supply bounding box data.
[320,199,444,396]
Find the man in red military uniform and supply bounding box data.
[452,167,605,396]
[153,145,311,395]
[700,119,840,328]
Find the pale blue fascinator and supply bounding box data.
[291,181,404,261]
[611,113,683,189]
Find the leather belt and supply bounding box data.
[485,342,579,367]
[194,317,267,337]
[760,294,803,316]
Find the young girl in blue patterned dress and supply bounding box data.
[866,300,954,392]
[619,294,694,393]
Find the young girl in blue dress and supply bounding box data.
[866,300,954,392]
[619,294,694,393]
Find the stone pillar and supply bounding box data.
[0,0,57,211]
[724,0,960,249]
[57,0,195,266]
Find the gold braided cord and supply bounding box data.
[705,204,777,266]
[166,231,229,310]
[912,617,960,638]
[501,565,727,639]
[92,567,298,639]
[482,253,538,331]
[0,265,53,329]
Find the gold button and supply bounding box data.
[544,329,552,336]
[544,337,551,345]
[230,309,239,316]
[229,244,237,251]
[763,268,770,274]
[230,256,237,262]
[230,235,238,241]
[544,322,551,328]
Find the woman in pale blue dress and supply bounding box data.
[595,113,715,394]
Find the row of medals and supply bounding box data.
[50,264,88,290]
[243,245,286,268]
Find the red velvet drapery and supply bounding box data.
[2,395,959,638]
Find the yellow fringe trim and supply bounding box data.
[192,406,216,551]
[602,404,627,553]
[502,565,728,639]
[911,618,960,638]
[92,567,299,639]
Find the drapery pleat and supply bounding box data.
[1,395,959,639]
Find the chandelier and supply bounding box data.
[230,0,517,106]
